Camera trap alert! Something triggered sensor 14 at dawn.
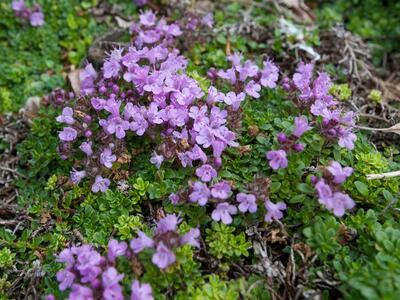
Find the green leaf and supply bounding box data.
[269,182,281,193]
[354,181,369,196]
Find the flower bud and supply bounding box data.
[83,115,92,123]
[99,86,107,94]
[214,157,222,169]
[293,143,305,152]
[277,132,287,144]
[84,130,92,138]
[112,84,119,93]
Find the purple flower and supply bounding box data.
[67,284,93,300]
[57,248,75,267]
[79,141,93,156]
[210,181,231,200]
[237,60,258,81]
[312,72,331,100]
[338,132,356,150]
[264,200,286,222]
[189,145,207,163]
[326,192,355,217]
[293,116,311,137]
[71,169,86,185]
[103,59,121,79]
[293,62,313,91]
[224,92,245,111]
[169,193,179,205]
[107,239,128,263]
[135,0,148,7]
[130,231,154,253]
[326,161,353,184]
[201,13,214,28]
[155,214,181,235]
[91,97,106,110]
[260,60,279,88]
[211,202,237,225]
[56,107,75,125]
[245,80,261,98]
[207,86,224,105]
[293,143,305,152]
[236,193,257,213]
[56,269,75,291]
[266,150,288,170]
[228,52,243,67]
[152,242,176,269]
[91,175,110,193]
[102,267,124,288]
[100,148,117,168]
[12,0,25,12]
[30,11,44,27]
[44,295,55,300]
[59,127,78,142]
[140,11,157,27]
[131,280,154,300]
[189,181,210,206]
[180,228,200,248]
[315,180,333,204]
[195,164,217,182]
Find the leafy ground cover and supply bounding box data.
[1,1,400,299]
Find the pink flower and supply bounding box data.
[100,148,117,168]
[260,60,279,88]
[131,280,153,300]
[59,127,77,142]
[326,161,353,184]
[211,202,237,224]
[236,193,257,213]
[152,242,176,269]
[30,11,44,27]
[107,239,128,263]
[224,92,246,111]
[12,0,25,12]
[150,152,164,169]
[293,116,311,137]
[130,231,154,253]
[264,200,286,222]
[315,180,333,204]
[91,175,110,193]
[195,164,217,182]
[266,150,288,170]
[245,80,261,98]
[180,228,200,248]
[326,192,355,217]
[189,181,210,206]
[71,169,86,185]
[211,181,231,200]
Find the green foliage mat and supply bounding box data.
[1,1,400,299]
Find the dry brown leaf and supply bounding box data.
[117,153,132,164]
[40,211,51,224]
[115,16,133,28]
[357,123,400,135]
[68,69,82,96]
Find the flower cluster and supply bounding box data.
[50,241,153,300]
[283,63,357,150]
[49,214,199,298]
[55,11,279,194]
[213,52,279,106]
[130,214,200,269]
[131,214,200,269]
[312,161,355,216]
[266,116,311,170]
[172,180,286,225]
[11,0,44,27]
